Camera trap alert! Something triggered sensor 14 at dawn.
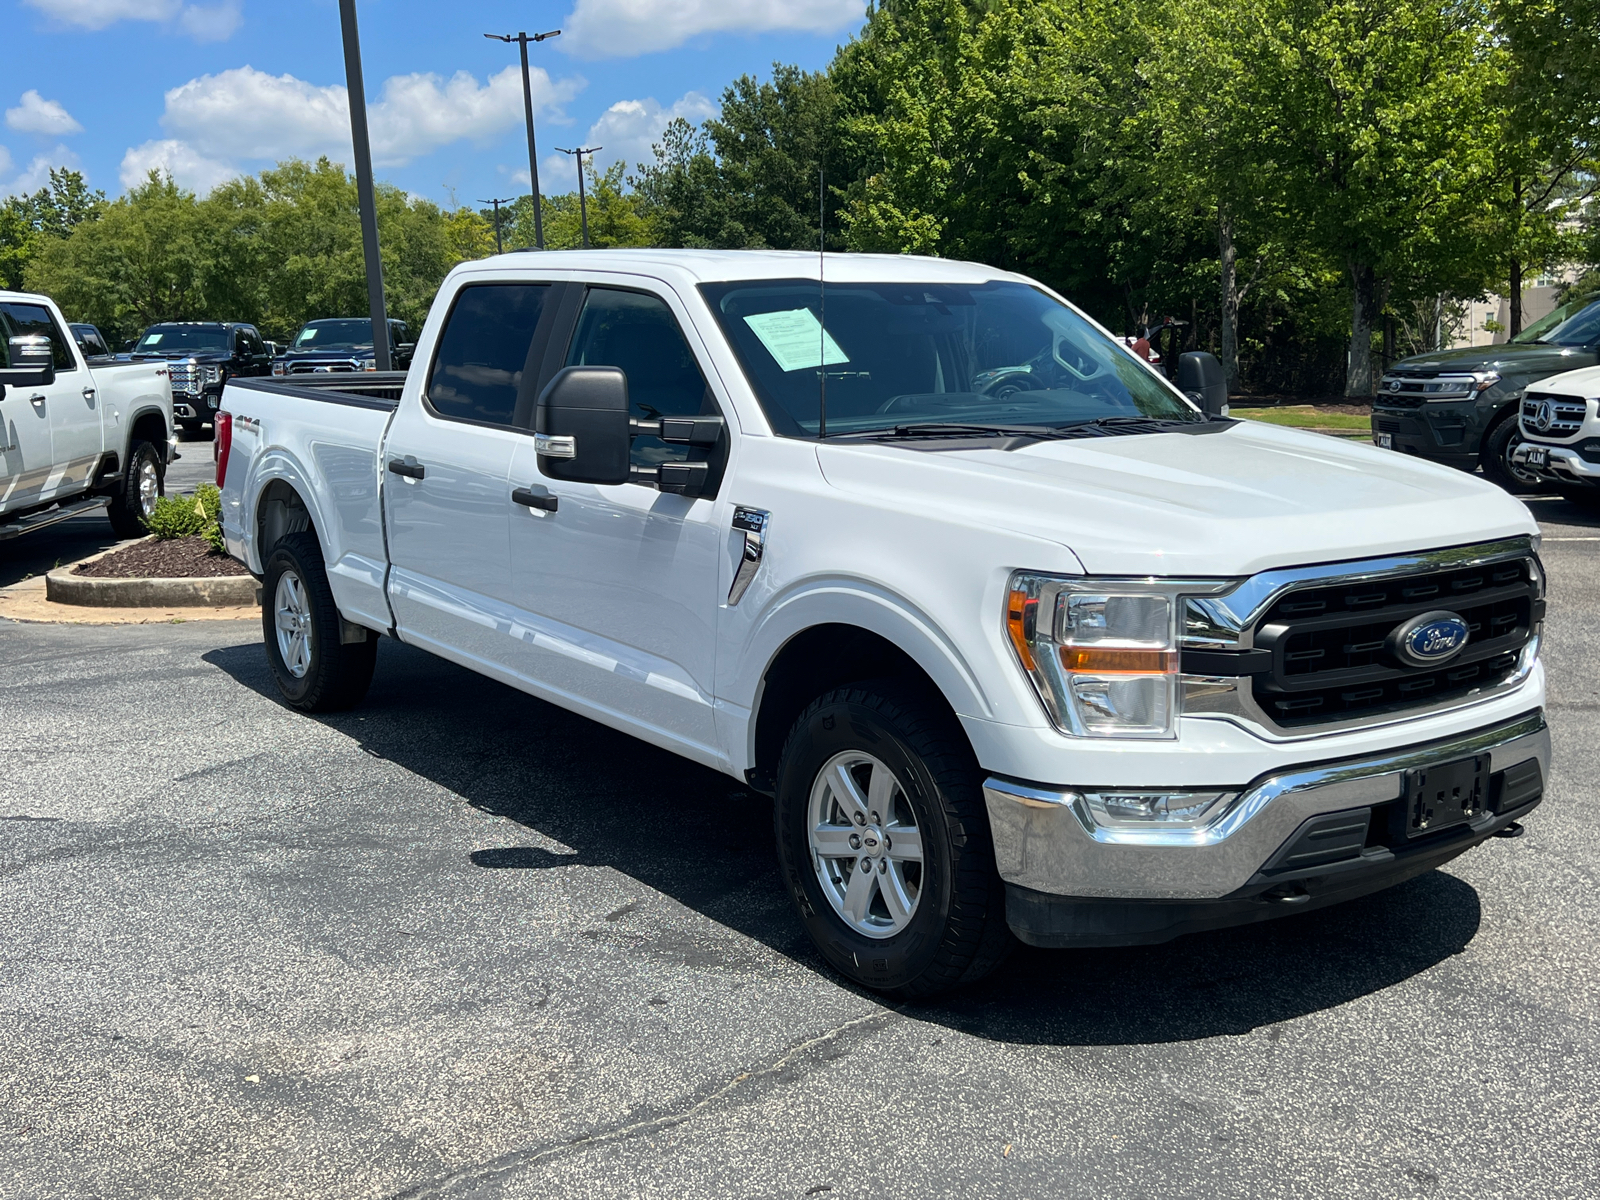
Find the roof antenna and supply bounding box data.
[817,163,827,441]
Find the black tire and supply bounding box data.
[260,531,377,712]
[106,439,163,538]
[773,681,1013,998]
[1558,485,1600,510]
[1481,416,1541,492]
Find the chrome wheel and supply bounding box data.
[808,751,924,939]
[273,569,313,679]
[137,456,160,518]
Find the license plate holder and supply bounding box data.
[1376,432,1393,449]
[1524,446,1548,468]
[1401,755,1487,838]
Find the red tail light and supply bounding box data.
[215,411,233,488]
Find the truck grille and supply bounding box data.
[1251,557,1540,728]
[167,363,201,395]
[1520,393,1587,438]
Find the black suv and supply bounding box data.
[270,318,413,377]
[1371,291,1600,490]
[130,321,273,433]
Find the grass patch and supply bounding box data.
[1234,406,1372,431]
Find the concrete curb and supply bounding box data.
[44,538,260,608]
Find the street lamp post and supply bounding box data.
[478,197,513,254]
[555,146,601,248]
[338,0,391,371]
[484,29,560,250]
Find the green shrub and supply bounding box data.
[145,483,224,545]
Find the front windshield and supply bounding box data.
[1510,293,1600,346]
[137,325,228,352]
[295,319,375,350]
[699,279,1197,437]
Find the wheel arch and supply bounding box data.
[127,407,171,464]
[249,456,325,571]
[743,588,997,793]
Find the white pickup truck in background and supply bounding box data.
[217,250,1550,997]
[1,289,175,540]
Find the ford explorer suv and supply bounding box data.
[131,321,272,434]
[216,250,1549,997]
[1510,363,1600,510]
[1,290,175,539]
[271,318,414,377]
[1371,290,1600,491]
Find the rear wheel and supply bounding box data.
[773,681,1012,997]
[261,532,377,712]
[1481,417,1541,492]
[106,439,162,538]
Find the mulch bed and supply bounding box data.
[75,536,250,579]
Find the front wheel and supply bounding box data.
[261,532,377,712]
[773,682,1012,997]
[107,439,163,538]
[1481,417,1541,492]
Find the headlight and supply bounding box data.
[363,359,378,372]
[1470,370,1501,393]
[202,364,222,384]
[272,361,286,376]
[1006,574,1186,738]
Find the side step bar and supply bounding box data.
[0,496,110,541]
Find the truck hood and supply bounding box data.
[815,420,1538,576]
[1389,341,1596,382]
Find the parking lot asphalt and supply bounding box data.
[2,492,1598,1200]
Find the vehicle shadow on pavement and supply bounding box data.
[204,639,1482,1048]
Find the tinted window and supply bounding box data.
[138,325,229,352]
[0,302,76,370]
[428,284,549,426]
[296,319,375,350]
[565,288,715,467]
[699,280,1195,437]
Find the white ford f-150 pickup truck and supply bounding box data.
[1,289,175,539]
[217,250,1549,996]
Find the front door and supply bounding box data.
[384,281,551,671]
[506,284,727,760]
[0,300,93,513]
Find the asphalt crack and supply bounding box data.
[388,1008,899,1199]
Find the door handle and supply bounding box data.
[28,394,46,406]
[512,486,558,512]
[82,387,97,401]
[387,458,425,480]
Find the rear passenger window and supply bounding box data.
[0,302,77,371]
[564,288,716,468]
[427,284,549,426]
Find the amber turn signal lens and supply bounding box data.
[1006,589,1037,671]
[1059,647,1178,674]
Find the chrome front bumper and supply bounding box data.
[983,710,1549,901]
[1512,442,1600,479]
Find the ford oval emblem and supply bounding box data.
[1388,610,1470,668]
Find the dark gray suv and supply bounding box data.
[1370,291,1600,490]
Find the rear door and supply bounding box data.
[383,281,552,670]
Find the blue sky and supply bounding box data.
[1,0,863,206]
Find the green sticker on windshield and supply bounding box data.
[742,308,849,373]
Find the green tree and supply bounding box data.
[1,167,105,291]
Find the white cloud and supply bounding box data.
[561,0,861,58]
[6,91,84,137]
[123,63,583,196]
[119,138,237,193]
[22,0,243,40]
[520,91,717,189]
[0,144,82,198]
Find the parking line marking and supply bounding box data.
[1542,537,1600,542]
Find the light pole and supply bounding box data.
[555,146,601,248]
[484,29,560,250]
[478,197,513,254]
[338,0,391,371]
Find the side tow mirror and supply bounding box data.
[535,365,633,485]
[1177,351,1228,417]
[0,334,56,389]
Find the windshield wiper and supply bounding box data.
[836,422,1066,441]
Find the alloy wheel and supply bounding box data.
[808,751,925,939]
[273,569,313,679]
